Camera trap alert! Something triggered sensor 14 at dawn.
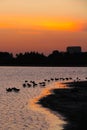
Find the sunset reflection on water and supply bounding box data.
[29,82,66,130]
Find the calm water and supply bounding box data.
[0,67,87,130]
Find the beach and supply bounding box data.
[38,81,87,130]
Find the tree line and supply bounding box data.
[0,50,87,66]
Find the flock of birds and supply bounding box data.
[6,77,87,93]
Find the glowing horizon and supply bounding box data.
[0,0,87,53]
[0,16,84,31]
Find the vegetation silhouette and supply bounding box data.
[0,51,87,66]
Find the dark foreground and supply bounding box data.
[38,81,87,130]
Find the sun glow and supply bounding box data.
[0,16,82,31]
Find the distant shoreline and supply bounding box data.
[0,65,87,67]
[0,51,87,67]
[38,81,87,130]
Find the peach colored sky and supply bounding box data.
[0,0,87,54]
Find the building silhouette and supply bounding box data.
[67,46,82,53]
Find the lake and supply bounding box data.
[0,67,87,130]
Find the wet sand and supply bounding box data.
[38,81,87,130]
[29,82,67,130]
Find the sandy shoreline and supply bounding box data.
[29,82,67,130]
[38,81,87,130]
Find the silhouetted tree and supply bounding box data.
[0,51,87,66]
[0,52,14,65]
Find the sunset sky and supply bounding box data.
[0,0,87,54]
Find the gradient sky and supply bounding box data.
[0,0,87,54]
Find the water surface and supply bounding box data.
[0,67,87,130]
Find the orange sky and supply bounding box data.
[0,0,87,54]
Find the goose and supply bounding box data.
[6,88,12,92]
[23,83,26,88]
